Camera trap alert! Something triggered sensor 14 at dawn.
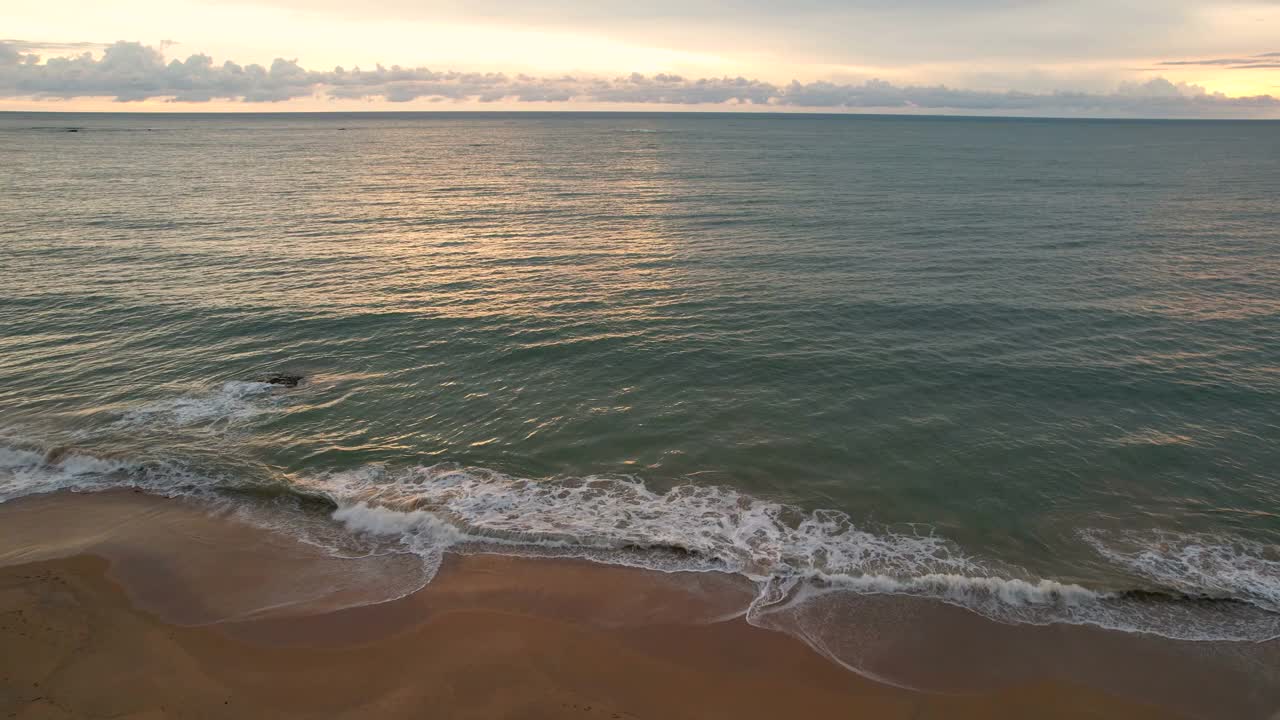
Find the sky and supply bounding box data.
[3,0,1279,117]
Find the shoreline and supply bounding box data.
[1,490,1277,718]
[2,554,1182,720]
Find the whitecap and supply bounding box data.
[3,447,1278,642]
[293,463,1280,642]
[114,380,282,429]
[1082,528,1280,613]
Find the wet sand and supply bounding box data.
[0,491,1274,719]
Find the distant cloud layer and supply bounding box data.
[3,41,1278,117]
[1159,52,1280,70]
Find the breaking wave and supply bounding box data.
[112,381,286,429]
[0,443,196,502]
[1081,529,1280,614]
[1,443,1277,642]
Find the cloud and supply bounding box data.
[0,42,318,102]
[2,40,1277,117]
[1117,77,1208,98]
[0,39,108,53]
[1159,52,1280,69]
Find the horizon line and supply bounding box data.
[5,109,1280,122]
[2,107,1280,121]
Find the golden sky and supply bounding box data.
[3,0,1278,114]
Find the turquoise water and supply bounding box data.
[1,112,1278,641]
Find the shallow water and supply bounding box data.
[1,112,1278,641]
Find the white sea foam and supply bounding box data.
[0,444,140,501]
[294,463,981,582]
[0,447,46,470]
[0,436,220,504]
[754,570,1280,641]
[1082,529,1280,613]
[293,463,1280,641]
[2,448,1277,641]
[815,572,1101,606]
[114,381,281,429]
[332,501,472,559]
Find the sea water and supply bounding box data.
[1,111,1277,642]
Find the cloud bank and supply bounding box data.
[2,41,1277,117]
[1159,52,1280,70]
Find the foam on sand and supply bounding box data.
[1,445,1277,643]
[295,463,1280,642]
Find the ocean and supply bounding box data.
[1,112,1278,647]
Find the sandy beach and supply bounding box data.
[2,491,1274,719]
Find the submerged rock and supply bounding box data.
[261,374,304,388]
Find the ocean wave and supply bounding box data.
[0,444,139,501]
[750,572,1279,642]
[1081,529,1280,613]
[291,463,1280,641]
[0,442,204,503]
[113,381,284,429]
[294,463,981,581]
[1,445,1277,641]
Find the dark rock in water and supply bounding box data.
[261,374,304,388]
